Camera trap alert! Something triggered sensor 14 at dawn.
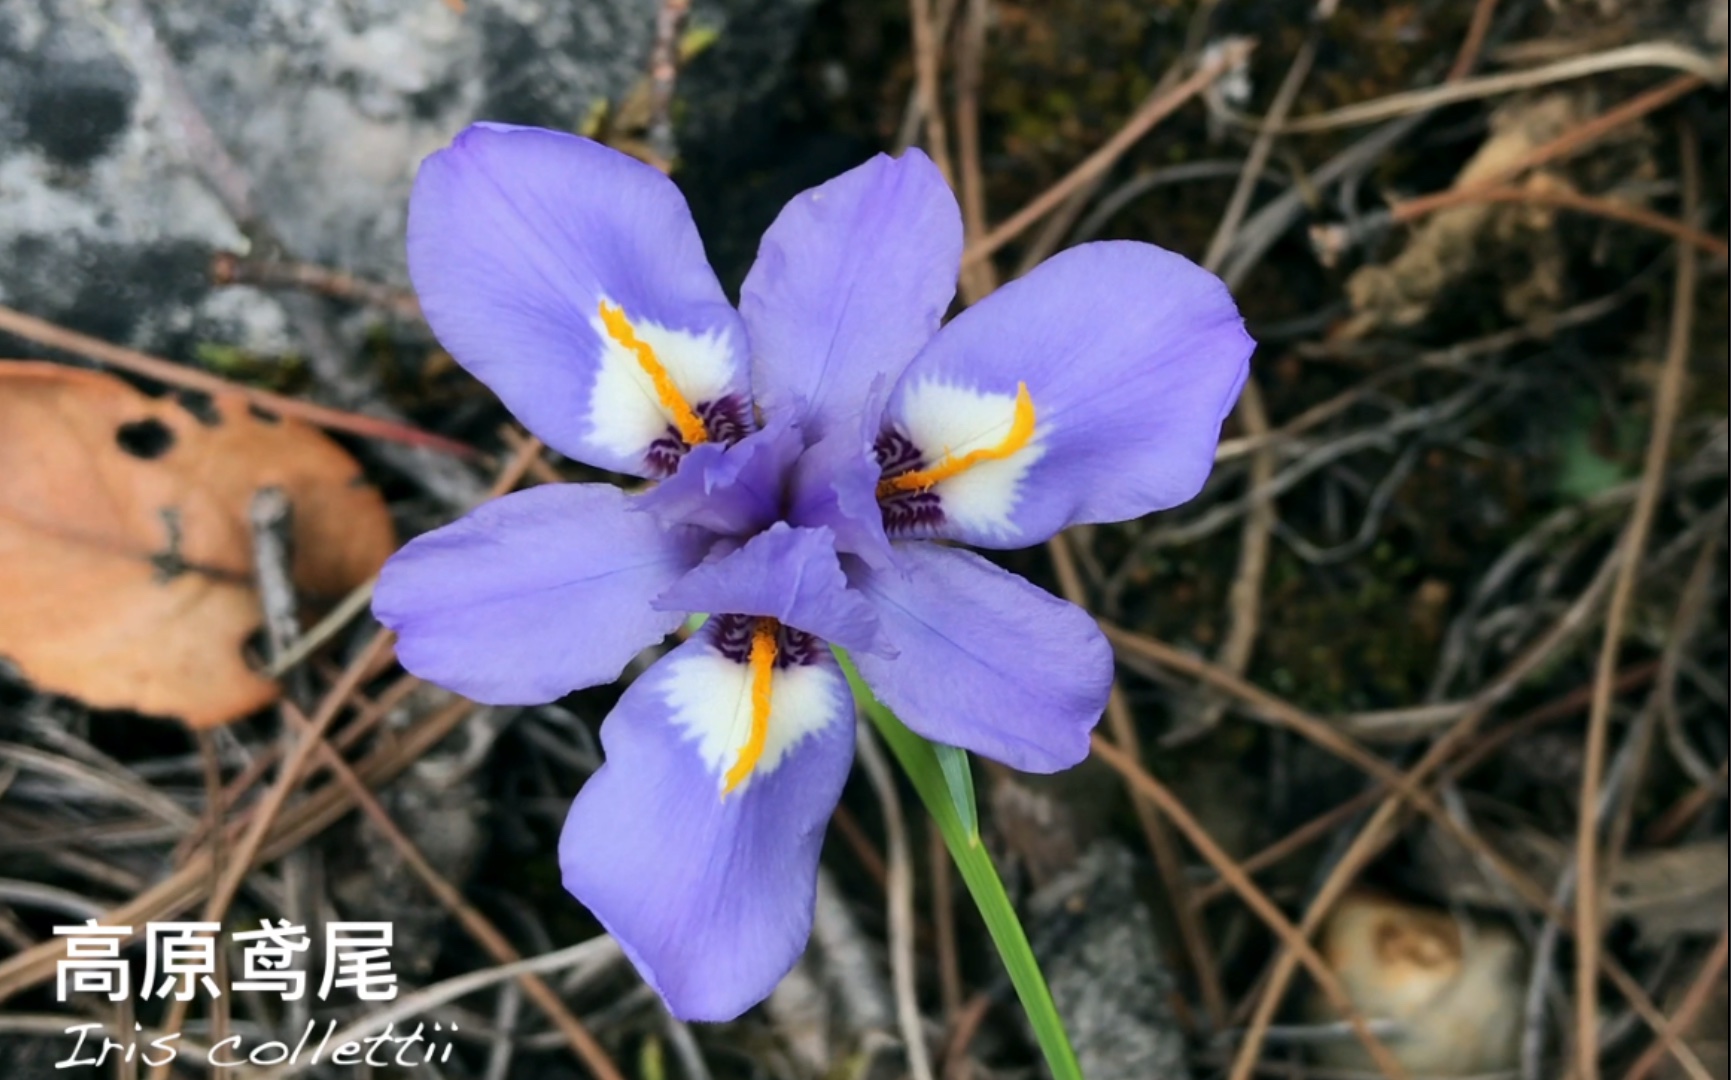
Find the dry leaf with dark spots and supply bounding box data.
[0,362,394,728]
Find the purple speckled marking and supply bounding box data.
[644,393,754,478]
[709,614,822,668]
[873,426,943,536]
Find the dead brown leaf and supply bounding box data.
[0,362,394,728]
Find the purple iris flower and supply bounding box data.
[373,123,1252,1022]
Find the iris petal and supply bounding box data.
[560,634,855,1021]
[654,523,887,656]
[741,149,962,441]
[786,380,897,570]
[408,124,748,476]
[880,241,1253,548]
[850,542,1112,772]
[374,484,711,704]
[633,413,806,537]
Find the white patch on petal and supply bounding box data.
[661,646,845,794]
[586,300,738,460]
[897,378,1046,539]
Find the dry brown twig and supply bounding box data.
[961,41,1255,268]
[908,0,959,190]
[210,252,424,321]
[1575,123,1702,1080]
[0,694,477,1003]
[941,993,992,1080]
[272,697,627,1080]
[646,0,694,168]
[1218,43,1721,135]
[1173,28,1318,746]
[1049,533,1229,1029]
[1089,736,1412,1080]
[1623,929,1731,1080]
[953,0,996,303]
[855,725,936,1080]
[1645,761,1730,848]
[830,804,889,889]
[893,0,963,152]
[928,828,964,1024]
[242,468,624,1080]
[0,305,476,458]
[1390,73,1709,224]
[1104,576,1715,1079]
[1446,0,1502,81]
[1396,184,1727,257]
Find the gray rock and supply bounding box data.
[1027,844,1193,1080]
[0,0,818,365]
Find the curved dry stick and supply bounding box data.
[210,253,424,321]
[953,0,996,303]
[1446,0,1501,80]
[249,936,622,1080]
[1575,126,1701,1080]
[908,0,958,189]
[1623,930,1731,1080]
[1174,33,1316,745]
[961,41,1254,267]
[1390,74,1708,223]
[271,699,628,1080]
[646,0,694,167]
[855,725,937,1080]
[1102,559,1715,1079]
[1089,736,1411,1080]
[0,308,476,458]
[1221,43,1721,134]
[941,993,992,1080]
[0,695,476,1003]
[1394,184,1726,257]
[1049,533,1229,1026]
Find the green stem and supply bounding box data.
[835,650,1083,1080]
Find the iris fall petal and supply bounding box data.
[375,484,710,704]
[560,633,856,1021]
[408,124,749,477]
[880,241,1252,548]
[849,542,1113,772]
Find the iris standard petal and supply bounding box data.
[631,412,804,537]
[787,384,896,571]
[408,124,750,477]
[740,149,962,441]
[850,542,1112,772]
[374,484,711,704]
[654,523,886,655]
[877,241,1252,548]
[560,633,856,1021]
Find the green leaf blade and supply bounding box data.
[932,742,980,846]
[833,649,1083,1080]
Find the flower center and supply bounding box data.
[875,382,1036,498]
[599,300,709,447]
